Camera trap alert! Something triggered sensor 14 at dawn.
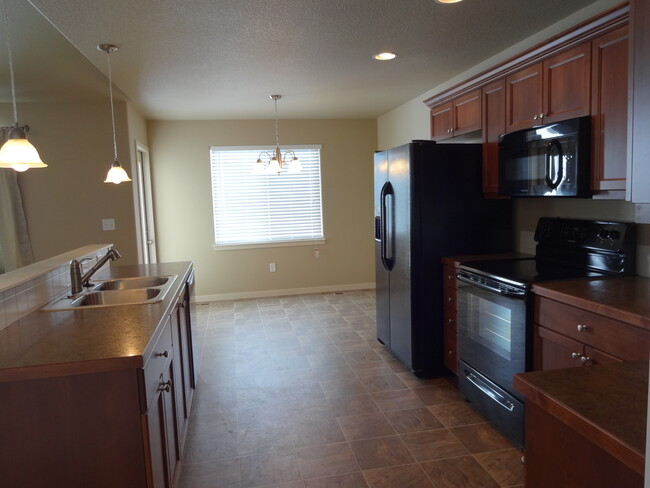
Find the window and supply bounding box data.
[210,145,324,248]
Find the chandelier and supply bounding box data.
[255,95,301,175]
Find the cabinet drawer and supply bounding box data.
[535,297,649,360]
[143,318,174,407]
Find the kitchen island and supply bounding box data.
[0,261,195,488]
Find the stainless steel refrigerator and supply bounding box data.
[374,140,513,377]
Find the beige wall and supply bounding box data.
[1,101,139,265]
[147,119,377,299]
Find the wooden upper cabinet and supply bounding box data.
[506,43,591,132]
[430,90,481,141]
[506,63,544,132]
[482,79,506,194]
[591,25,629,192]
[453,90,482,135]
[431,102,453,140]
[543,43,591,122]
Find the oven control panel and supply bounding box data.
[534,217,635,253]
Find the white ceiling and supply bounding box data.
[5,0,607,119]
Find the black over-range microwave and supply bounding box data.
[498,116,591,197]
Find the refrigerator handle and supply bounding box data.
[380,182,394,271]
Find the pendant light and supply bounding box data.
[98,43,131,184]
[0,0,46,172]
[255,95,300,175]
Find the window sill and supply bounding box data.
[214,239,326,251]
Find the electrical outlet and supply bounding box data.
[313,249,320,259]
[269,263,276,272]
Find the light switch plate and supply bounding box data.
[102,218,116,231]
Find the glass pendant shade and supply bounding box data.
[104,160,132,184]
[267,157,281,174]
[0,126,47,171]
[288,157,301,174]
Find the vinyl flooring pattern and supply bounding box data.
[180,290,523,488]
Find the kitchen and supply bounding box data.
[0,0,648,487]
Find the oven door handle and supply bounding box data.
[456,274,526,299]
[464,369,515,412]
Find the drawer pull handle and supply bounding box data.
[156,350,169,358]
[577,324,588,332]
[159,380,172,393]
[571,352,582,360]
[580,356,591,365]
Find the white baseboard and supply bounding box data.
[196,282,376,303]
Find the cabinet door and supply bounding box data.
[431,102,453,140]
[542,43,591,123]
[482,79,506,194]
[172,289,195,445]
[591,26,629,192]
[443,305,457,375]
[534,325,582,370]
[453,90,481,136]
[147,361,180,488]
[506,63,543,132]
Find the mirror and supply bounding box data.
[0,0,129,275]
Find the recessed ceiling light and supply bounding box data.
[434,0,463,3]
[373,52,397,61]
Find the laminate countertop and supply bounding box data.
[514,360,648,475]
[0,262,193,383]
[532,275,650,331]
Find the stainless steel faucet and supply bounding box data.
[70,248,122,296]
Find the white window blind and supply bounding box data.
[210,145,324,248]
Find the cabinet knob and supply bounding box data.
[533,115,539,120]
[580,356,591,365]
[447,274,454,280]
[448,318,454,324]
[448,350,454,356]
[448,297,454,302]
[571,352,582,360]
[159,380,172,393]
[540,113,546,118]
[577,324,587,332]
[156,350,169,358]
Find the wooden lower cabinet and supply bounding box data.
[442,264,458,374]
[533,295,648,370]
[523,401,643,488]
[0,281,195,488]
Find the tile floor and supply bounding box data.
[180,290,523,488]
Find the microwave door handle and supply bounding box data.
[544,140,564,190]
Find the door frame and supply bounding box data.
[132,141,157,264]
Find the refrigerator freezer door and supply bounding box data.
[374,151,390,347]
[386,144,413,367]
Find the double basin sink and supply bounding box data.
[42,275,178,311]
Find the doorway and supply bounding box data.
[134,142,157,264]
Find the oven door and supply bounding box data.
[456,275,528,399]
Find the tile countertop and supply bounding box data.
[0,262,193,383]
[514,360,648,476]
[532,275,650,331]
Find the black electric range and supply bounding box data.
[454,217,636,447]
